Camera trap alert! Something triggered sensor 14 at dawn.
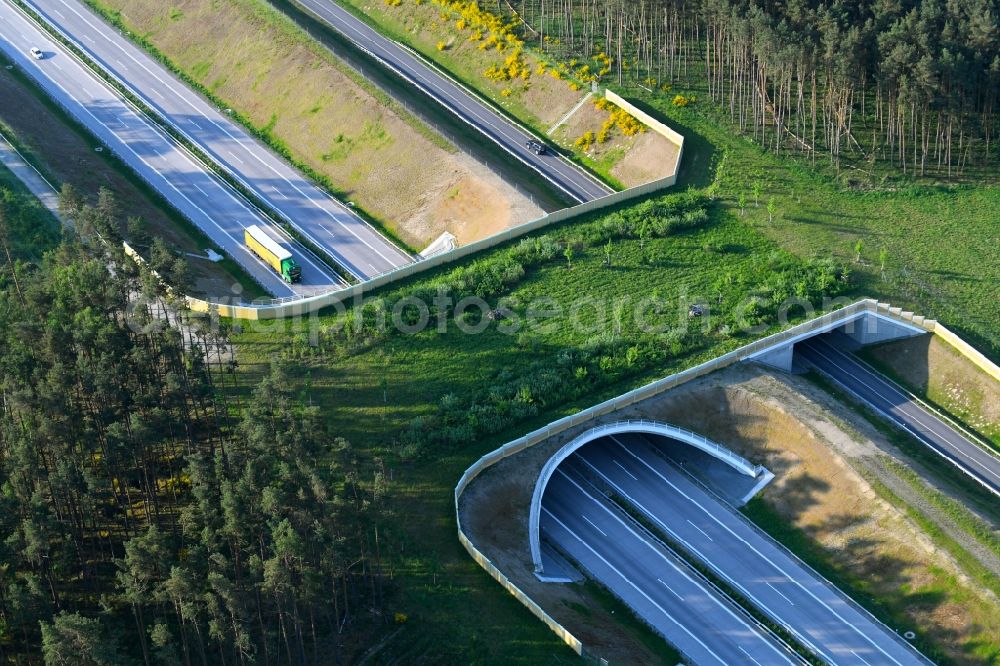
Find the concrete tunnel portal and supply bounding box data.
[529,420,771,577]
[747,308,927,371]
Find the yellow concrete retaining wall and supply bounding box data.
[604,89,685,168]
[456,530,584,655]
[933,324,1000,383]
[868,302,999,382]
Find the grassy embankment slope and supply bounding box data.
[329,0,673,187]
[860,335,1000,452]
[88,0,544,248]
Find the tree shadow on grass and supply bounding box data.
[775,499,988,663]
[782,216,863,234]
[773,471,831,519]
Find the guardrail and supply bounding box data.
[931,324,1000,383]
[7,0,294,296]
[662,451,934,665]
[571,466,812,665]
[453,298,943,658]
[24,0,388,284]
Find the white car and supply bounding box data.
[29,47,44,60]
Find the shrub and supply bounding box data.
[575,131,596,150]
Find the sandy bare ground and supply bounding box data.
[551,100,680,187]
[390,151,543,246]
[460,363,1000,664]
[334,0,684,193]
[98,0,544,248]
[611,130,681,187]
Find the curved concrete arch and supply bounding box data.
[529,420,761,575]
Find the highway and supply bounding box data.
[541,468,799,665]
[290,0,614,204]
[24,0,413,280]
[0,0,342,297]
[571,434,929,666]
[799,335,1000,497]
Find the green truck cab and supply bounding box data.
[244,224,303,284]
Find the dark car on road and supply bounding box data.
[525,139,547,155]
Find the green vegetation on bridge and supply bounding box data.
[2,0,999,660]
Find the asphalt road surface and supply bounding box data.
[291,0,614,204]
[25,0,412,281]
[0,130,64,221]
[0,0,342,297]
[541,467,799,665]
[799,334,1000,497]
[573,434,929,666]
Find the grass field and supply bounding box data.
[635,92,1000,363]
[224,75,1000,658]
